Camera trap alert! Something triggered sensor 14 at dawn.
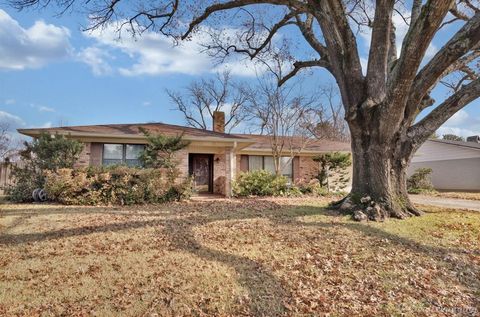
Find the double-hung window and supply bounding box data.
[103,144,145,167]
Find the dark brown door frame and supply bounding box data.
[188,153,214,193]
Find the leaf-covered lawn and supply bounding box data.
[0,198,479,316]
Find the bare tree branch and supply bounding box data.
[168,71,249,133]
[181,0,307,40]
[366,0,395,101]
[294,13,329,58]
[203,9,298,60]
[278,59,329,86]
[314,0,364,109]
[409,78,480,143]
[408,12,480,111]
[244,76,320,175]
[410,0,423,25]
[388,0,453,107]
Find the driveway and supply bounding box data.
[410,195,480,212]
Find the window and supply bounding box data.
[103,144,123,166]
[248,155,263,171]
[103,144,145,167]
[263,156,275,174]
[247,155,293,181]
[125,145,144,167]
[280,157,293,181]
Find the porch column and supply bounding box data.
[225,147,236,197]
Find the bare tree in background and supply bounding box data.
[306,85,350,142]
[0,122,13,161]
[167,71,248,133]
[10,0,480,219]
[245,77,317,177]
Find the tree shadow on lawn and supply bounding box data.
[274,213,480,311]
[0,205,172,217]
[1,201,479,314]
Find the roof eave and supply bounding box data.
[239,148,350,155]
[17,128,250,143]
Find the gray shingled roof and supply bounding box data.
[428,139,480,150]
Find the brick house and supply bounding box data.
[18,112,350,196]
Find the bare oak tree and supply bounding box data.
[167,71,248,133]
[11,0,480,219]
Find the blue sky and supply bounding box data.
[1,4,479,140]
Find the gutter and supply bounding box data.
[17,128,252,143]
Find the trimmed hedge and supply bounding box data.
[233,170,301,197]
[44,166,192,205]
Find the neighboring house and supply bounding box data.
[18,112,350,196]
[408,138,480,191]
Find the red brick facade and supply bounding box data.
[73,142,349,195]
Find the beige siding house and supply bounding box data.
[408,139,480,191]
[18,112,350,196]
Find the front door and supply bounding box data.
[189,154,213,193]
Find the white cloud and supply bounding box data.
[437,126,479,138]
[444,109,469,126]
[82,24,265,77]
[5,99,15,105]
[437,110,480,138]
[142,101,151,106]
[0,111,26,129]
[38,106,55,112]
[29,103,55,112]
[0,9,72,70]
[77,46,113,76]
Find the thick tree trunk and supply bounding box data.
[341,113,422,221]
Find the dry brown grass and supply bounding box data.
[1,198,479,316]
[433,191,480,201]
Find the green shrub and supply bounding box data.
[295,179,329,196]
[232,170,301,197]
[138,128,190,181]
[4,165,43,202]
[44,166,192,205]
[6,133,84,202]
[407,168,436,194]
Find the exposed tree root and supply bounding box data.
[334,194,423,221]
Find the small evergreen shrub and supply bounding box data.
[313,152,351,192]
[233,170,294,197]
[44,166,192,205]
[407,168,436,194]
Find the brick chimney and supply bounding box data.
[213,111,225,133]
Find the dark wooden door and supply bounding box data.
[189,154,213,193]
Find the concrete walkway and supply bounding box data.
[410,195,480,211]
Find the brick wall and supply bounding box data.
[174,148,189,181]
[74,142,91,168]
[297,156,319,182]
[214,153,226,195]
[236,155,244,174]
